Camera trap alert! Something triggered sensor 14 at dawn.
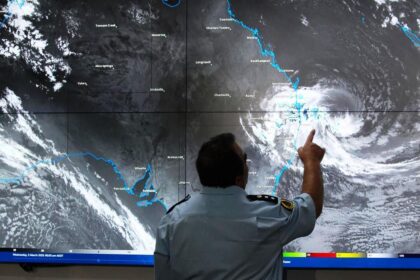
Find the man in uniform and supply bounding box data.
[155,130,325,279]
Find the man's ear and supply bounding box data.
[235,175,245,188]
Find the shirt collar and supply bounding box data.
[200,185,247,195]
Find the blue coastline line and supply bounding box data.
[0,0,26,30]
[226,0,304,195]
[400,26,420,47]
[162,0,181,8]
[0,152,167,210]
[226,0,300,91]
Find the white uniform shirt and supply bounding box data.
[155,185,316,280]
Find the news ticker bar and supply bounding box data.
[0,250,419,269]
[0,248,148,255]
[283,252,420,258]
[1,249,418,259]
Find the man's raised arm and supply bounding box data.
[298,129,325,218]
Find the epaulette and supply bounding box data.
[247,194,278,204]
[166,194,191,214]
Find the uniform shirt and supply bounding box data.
[154,185,316,280]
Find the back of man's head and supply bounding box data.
[196,133,244,188]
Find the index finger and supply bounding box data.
[305,129,316,145]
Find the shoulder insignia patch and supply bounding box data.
[247,194,278,204]
[281,198,295,211]
[166,194,191,214]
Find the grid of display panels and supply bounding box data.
[0,0,419,268]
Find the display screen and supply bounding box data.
[0,0,419,269]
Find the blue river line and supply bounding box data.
[400,26,420,47]
[0,152,167,210]
[162,0,182,8]
[0,0,26,30]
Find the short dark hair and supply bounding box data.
[196,133,244,188]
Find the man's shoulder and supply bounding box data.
[244,193,305,218]
[159,194,197,225]
[166,194,191,215]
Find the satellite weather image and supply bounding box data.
[0,0,419,257]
